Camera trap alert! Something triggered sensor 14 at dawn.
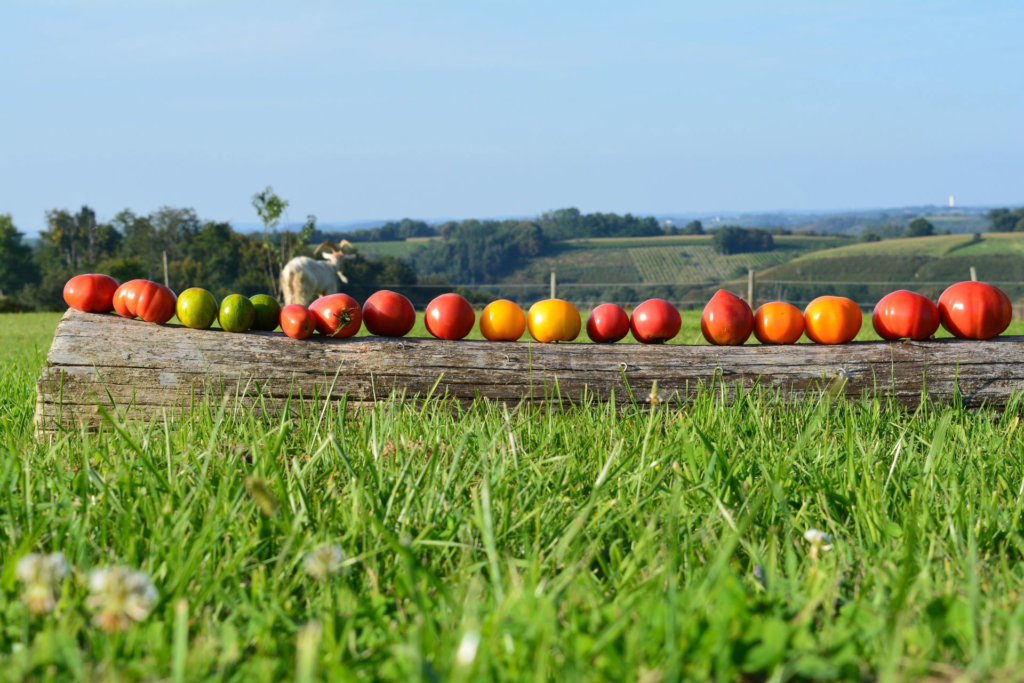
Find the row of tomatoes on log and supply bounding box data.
[63,273,1012,344]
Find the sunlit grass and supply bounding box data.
[4,311,1024,679]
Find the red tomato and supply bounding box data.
[309,293,362,338]
[363,290,416,337]
[425,293,476,340]
[872,290,940,340]
[63,273,120,313]
[937,281,1012,340]
[630,298,681,344]
[112,279,176,324]
[586,303,630,343]
[701,289,754,345]
[279,304,316,339]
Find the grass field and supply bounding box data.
[5,311,1024,679]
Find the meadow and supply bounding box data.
[4,311,1024,680]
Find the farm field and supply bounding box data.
[6,311,1024,679]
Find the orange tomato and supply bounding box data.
[803,296,862,344]
[480,299,526,341]
[527,298,581,343]
[753,301,805,344]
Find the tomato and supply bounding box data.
[753,301,804,344]
[219,294,256,333]
[872,290,940,340]
[279,304,316,339]
[586,303,630,343]
[937,281,1012,340]
[630,298,681,344]
[310,293,362,338]
[363,290,416,337]
[701,290,753,345]
[63,273,119,313]
[112,279,176,324]
[176,287,219,329]
[250,294,281,332]
[803,296,862,344]
[527,298,581,343]
[480,299,526,341]
[425,293,476,340]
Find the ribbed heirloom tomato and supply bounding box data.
[804,296,862,344]
[310,293,363,338]
[630,298,681,344]
[753,301,804,344]
[937,281,1012,340]
[63,273,120,313]
[586,303,630,343]
[527,299,581,343]
[701,290,753,345]
[872,290,939,340]
[425,293,476,340]
[113,279,177,324]
[363,290,416,337]
[479,299,526,341]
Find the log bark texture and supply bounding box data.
[34,309,1024,434]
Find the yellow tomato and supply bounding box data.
[527,298,581,343]
[479,299,526,341]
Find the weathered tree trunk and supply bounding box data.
[34,309,1024,435]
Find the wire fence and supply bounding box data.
[364,272,1024,310]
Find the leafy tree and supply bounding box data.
[905,218,935,237]
[252,187,289,241]
[537,207,661,240]
[988,207,1024,232]
[681,220,705,235]
[0,214,38,298]
[412,219,549,284]
[711,226,774,255]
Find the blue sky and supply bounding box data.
[2,0,1022,233]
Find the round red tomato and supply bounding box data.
[363,290,415,337]
[872,290,939,340]
[309,293,362,338]
[937,281,1012,340]
[586,303,629,343]
[630,298,681,344]
[425,293,476,340]
[63,273,120,313]
[112,279,176,324]
[279,304,316,339]
[701,289,753,345]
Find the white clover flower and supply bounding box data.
[804,528,834,559]
[86,566,158,632]
[455,630,481,666]
[303,544,345,580]
[15,552,69,615]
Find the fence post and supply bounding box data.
[163,251,170,289]
[550,271,556,299]
[970,266,977,282]
[747,269,755,308]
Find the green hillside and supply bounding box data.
[757,233,1024,304]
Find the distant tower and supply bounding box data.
[948,194,955,208]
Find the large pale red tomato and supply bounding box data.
[937,281,1012,340]
[872,290,940,340]
[112,279,176,324]
[309,293,362,338]
[804,296,862,344]
[701,290,753,345]
[363,290,415,337]
[586,303,630,343]
[630,298,681,344]
[527,298,581,343]
[425,293,476,340]
[479,299,526,341]
[279,304,316,339]
[753,301,804,344]
[63,273,120,313]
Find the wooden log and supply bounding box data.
[34,309,1024,435]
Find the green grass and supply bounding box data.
[6,312,1024,679]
